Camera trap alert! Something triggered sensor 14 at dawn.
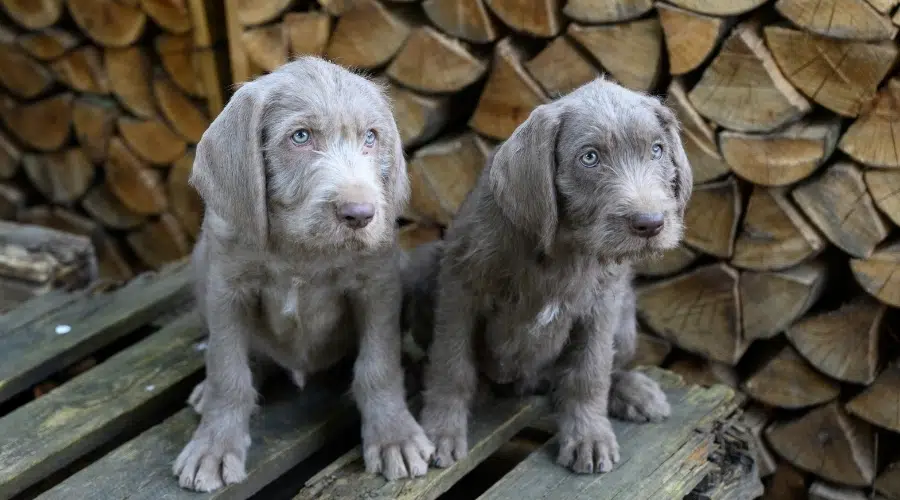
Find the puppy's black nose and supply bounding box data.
[628,212,664,237]
[338,202,375,229]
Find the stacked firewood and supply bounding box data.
[0,0,227,283]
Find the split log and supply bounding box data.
[740,405,777,478]
[637,263,747,365]
[766,462,808,499]
[774,0,897,41]
[0,93,73,152]
[567,17,664,92]
[284,12,332,58]
[22,149,95,204]
[665,79,731,184]
[16,28,80,61]
[104,138,168,215]
[67,0,147,48]
[484,0,562,38]
[765,401,877,487]
[408,132,487,225]
[630,331,673,368]
[683,176,741,259]
[633,245,699,278]
[469,38,549,140]
[0,183,25,220]
[875,461,900,500]
[139,0,191,34]
[732,186,826,271]
[153,73,210,143]
[764,26,899,117]
[688,20,811,133]
[0,0,63,29]
[241,23,287,74]
[742,344,840,410]
[866,168,900,226]
[850,240,900,308]
[117,116,188,166]
[666,354,740,388]
[49,46,109,94]
[421,0,498,44]
[839,78,900,169]
[792,162,889,259]
[126,213,191,270]
[666,0,766,15]
[0,130,21,180]
[398,222,442,250]
[80,183,145,231]
[786,296,887,385]
[385,84,451,149]
[386,26,488,94]
[167,149,202,239]
[740,260,828,342]
[156,34,206,98]
[233,0,293,26]
[719,118,841,187]
[657,2,730,76]
[0,42,54,99]
[325,0,412,69]
[525,36,601,98]
[104,46,156,119]
[563,0,653,23]
[72,96,120,164]
[846,359,900,433]
[808,482,868,500]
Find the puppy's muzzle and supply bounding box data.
[627,212,664,238]
[336,202,375,229]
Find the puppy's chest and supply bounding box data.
[259,272,353,341]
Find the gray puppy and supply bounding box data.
[415,77,693,474]
[173,57,434,492]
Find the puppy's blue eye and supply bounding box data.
[580,150,600,167]
[651,142,663,160]
[365,129,377,146]
[291,129,310,145]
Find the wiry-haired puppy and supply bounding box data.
[415,77,693,474]
[173,57,434,492]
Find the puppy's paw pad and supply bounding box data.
[173,432,249,492]
[610,371,670,423]
[364,418,435,480]
[557,421,620,474]
[187,381,207,414]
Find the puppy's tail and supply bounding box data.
[399,240,444,360]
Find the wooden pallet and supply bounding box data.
[0,259,761,500]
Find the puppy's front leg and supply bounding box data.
[352,279,434,480]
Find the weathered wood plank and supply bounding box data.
[0,312,206,499]
[0,258,192,404]
[0,289,81,332]
[37,370,359,500]
[476,368,738,500]
[293,395,547,500]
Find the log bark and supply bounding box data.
[156,34,206,98]
[633,245,699,278]
[850,240,900,308]
[567,17,664,92]
[421,0,498,43]
[719,118,841,187]
[153,72,210,143]
[484,0,562,38]
[325,0,411,69]
[630,331,673,368]
[0,0,63,29]
[657,2,730,76]
[563,0,654,23]
[0,183,25,220]
[683,176,742,259]
[742,344,840,410]
[126,213,190,269]
[386,26,487,94]
[67,0,147,47]
[80,182,145,231]
[16,28,80,61]
[139,0,192,34]
[665,79,731,184]
[408,132,487,225]
[398,222,442,250]
[839,78,900,168]
[786,296,886,385]
[637,263,747,365]
[49,46,109,95]
[104,46,157,119]
[72,96,120,165]
[284,12,332,58]
[525,36,601,98]
[774,0,897,41]
[117,116,188,166]
[666,354,740,388]
[22,149,95,204]
[846,359,900,434]
[792,162,889,259]
[234,0,294,26]
[808,482,868,500]
[732,186,826,271]
[666,0,766,15]
[740,260,828,342]
[765,401,877,487]
[104,138,168,215]
[0,93,73,152]
[167,149,202,239]
[469,38,549,140]
[0,41,54,99]
[241,23,288,74]
[764,25,899,117]
[0,130,21,180]
[688,19,811,132]
[385,83,451,149]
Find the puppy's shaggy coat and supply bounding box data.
[173,57,433,492]
[414,77,693,474]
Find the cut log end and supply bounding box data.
[666,79,731,184]
[421,0,498,43]
[742,344,840,409]
[325,0,411,69]
[657,2,729,75]
[0,93,73,152]
[16,28,80,61]
[81,183,146,231]
[126,213,191,270]
[683,176,742,259]
[153,73,211,144]
[386,26,488,94]
[850,240,900,308]
[234,0,293,26]
[839,79,900,168]
[22,149,95,204]
[241,23,288,74]
[0,42,55,99]
[485,0,562,38]
[167,150,203,239]
[117,116,188,166]
[408,132,487,225]
[104,46,156,119]
[67,0,147,47]
[1,0,64,29]
[563,0,654,23]
[385,84,451,149]
[284,12,332,58]
[104,138,168,216]
[846,360,900,433]
[633,245,699,278]
[567,18,664,92]
[775,0,897,41]
[667,0,767,15]
[525,36,601,98]
[740,260,828,342]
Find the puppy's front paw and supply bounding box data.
[362,412,435,480]
[609,371,670,423]
[173,426,251,492]
[420,407,468,468]
[557,417,620,474]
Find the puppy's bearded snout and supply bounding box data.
[336,202,375,229]
[627,212,665,238]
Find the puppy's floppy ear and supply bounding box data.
[656,103,693,215]
[190,81,270,250]
[386,119,411,216]
[489,103,562,252]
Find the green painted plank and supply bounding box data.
[37,373,359,500]
[476,367,738,500]
[293,395,548,500]
[0,258,193,404]
[0,289,80,334]
[0,312,206,499]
